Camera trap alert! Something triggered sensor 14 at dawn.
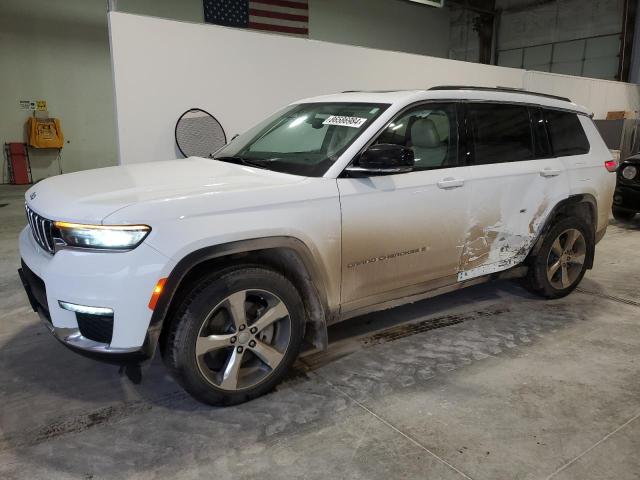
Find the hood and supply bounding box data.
[25,158,306,224]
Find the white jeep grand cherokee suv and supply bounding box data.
[19,87,616,405]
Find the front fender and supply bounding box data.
[145,236,335,360]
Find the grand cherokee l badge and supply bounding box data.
[347,246,427,268]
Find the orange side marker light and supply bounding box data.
[148,278,167,311]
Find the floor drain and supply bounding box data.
[361,308,508,347]
[576,288,640,308]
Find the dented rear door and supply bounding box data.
[458,103,570,281]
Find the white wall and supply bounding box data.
[110,12,640,166]
[524,71,640,117]
[109,12,523,165]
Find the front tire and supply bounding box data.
[612,208,636,222]
[163,266,305,406]
[522,217,593,299]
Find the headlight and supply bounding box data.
[622,165,638,180]
[53,222,150,250]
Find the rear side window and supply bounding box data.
[545,110,590,156]
[467,104,534,164]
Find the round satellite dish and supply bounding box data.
[175,108,227,158]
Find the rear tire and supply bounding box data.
[612,208,636,222]
[163,266,305,406]
[522,217,593,299]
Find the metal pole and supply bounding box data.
[629,0,640,83]
[618,0,638,82]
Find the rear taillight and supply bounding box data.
[604,160,618,172]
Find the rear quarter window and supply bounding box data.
[467,103,534,164]
[545,110,590,156]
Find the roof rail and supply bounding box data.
[340,89,409,93]
[428,85,572,103]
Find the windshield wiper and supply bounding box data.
[214,156,269,170]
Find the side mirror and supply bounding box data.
[347,143,414,175]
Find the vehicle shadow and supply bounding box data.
[609,216,640,230]
[323,279,537,347]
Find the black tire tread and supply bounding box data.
[522,216,594,299]
[162,265,305,406]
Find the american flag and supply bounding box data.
[204,0,309,37]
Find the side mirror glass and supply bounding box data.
[347,143,414,175]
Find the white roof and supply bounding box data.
[295,88,590,115]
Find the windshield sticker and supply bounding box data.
[323,115,367,128]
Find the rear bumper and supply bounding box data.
[18,226,174,364]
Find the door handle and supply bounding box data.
[540,168,562,177]
[437,177,465,189]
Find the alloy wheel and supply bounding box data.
[195,289,291,391]
[546,228,587,290]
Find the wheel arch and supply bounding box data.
[145,237,333,361]
[528,193,597,268]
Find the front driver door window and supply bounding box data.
[337,103,474,312]
[374,105,457,170]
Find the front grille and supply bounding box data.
[25,204,55,254]
[76,313,114,344]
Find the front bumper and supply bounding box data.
[613,183,640,213]
[18,226,173,363]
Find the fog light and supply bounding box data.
[58,301,114,316]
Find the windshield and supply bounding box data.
[214,102,389,176]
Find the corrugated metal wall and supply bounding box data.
[450,0,625,81]
[497,0,624,79]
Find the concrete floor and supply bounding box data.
[0,183,639,480]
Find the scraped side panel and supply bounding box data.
[458,160,569,281]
